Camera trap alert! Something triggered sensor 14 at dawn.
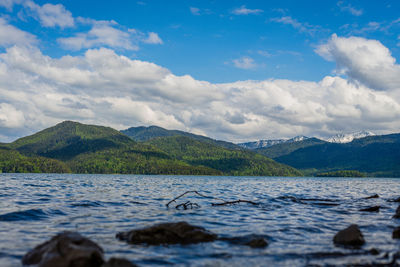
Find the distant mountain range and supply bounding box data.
[238,136,309,150]
[1,122,398,177]
[0,121,300,176]
[238,131,376,150]
[324,131,375,143]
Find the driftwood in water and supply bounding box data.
[166,190,259,209]
[211,200,258,206]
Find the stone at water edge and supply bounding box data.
[393,206,400,218]
[393,227,400,239]
[219,234,269,248]
[359,206,380,212]
[116,221,218,245]
[333,224,365,247]
[22,231,104,267]
[364,194,379,199]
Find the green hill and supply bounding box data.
[1,121,301,176]
[0,147,70,173]
[259,134,400,177]
[121,125,240,150]
[144,135,302,176]
[9,121,134,160]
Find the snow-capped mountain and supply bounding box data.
[324,131,375,143]
[238,136,309,150]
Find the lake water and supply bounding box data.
[0,174,399,266]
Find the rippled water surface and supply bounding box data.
[1,174,400,266]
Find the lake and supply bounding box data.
[0,174,399,266]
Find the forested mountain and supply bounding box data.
[258,134,400,177]
[144,136,302,176]
[0,121,301,176]
[121,125,240,150]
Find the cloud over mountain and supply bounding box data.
[0,31,400,142]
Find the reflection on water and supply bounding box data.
[0,173,399,266]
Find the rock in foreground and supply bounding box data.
[219,234,268,248]
[359,206,380,212]
[333,224,365,247]
[393,206,400,218]
[393,227,400,239]
[116,221,217,245]
[22,231,104,267]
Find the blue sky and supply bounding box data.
[0,0,400,142]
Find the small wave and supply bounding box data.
[69,200,103,207]
[0,208,65,222]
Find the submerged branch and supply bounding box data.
[166,190,224,208]
[166,190,258,209]
[211,200,259,206]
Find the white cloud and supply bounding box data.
[337,1,363,16]
[58,20,162,51]
[58,24,139,51]
[190,7,200,16]
[0,0,21,10]
[0,35,400,142]
[316,34,400,91]
[271,16,321,35]
[0,102,25,128]
[0,17,37,47]
[24,0,74,28]
[232,5,263,15]
[143,32,163,44]
[232,57,257,69]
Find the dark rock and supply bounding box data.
[333,224,365,247]
[219,234,268,248]
[102,258,137,267]
[359,206,380,212]
[364,194,379,199]
[388,197,400,202]
[22,231,104,267]
[369,248,380,255]
[394,206,400,218]
[393,227,400,239]
[116,221,218,245]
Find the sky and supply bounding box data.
[0,0,399,143]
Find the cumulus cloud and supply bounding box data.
[58,24,139,51]
[0,0,22,11]
[0,102,25,128]
[23,0,74,28]
[58,20,162,51]
[232,5,263,15]
[0,17,37,47]
[143,32,163,44]
[0,33,400,142]
[316,34,400,91]
[232,57,257,69]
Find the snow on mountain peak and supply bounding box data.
[325,131,375,143]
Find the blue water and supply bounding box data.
[1,174,399,266]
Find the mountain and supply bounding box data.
[0,147,70,173]
[324,131,375,143]
[258,133,400,177]
[121,125,241,150]
[238,136,309,150]
[256,138,327,159]
[5,121,219,175]
[1,121,301,176]
[144,135,302,176]
[9,121,135,160]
